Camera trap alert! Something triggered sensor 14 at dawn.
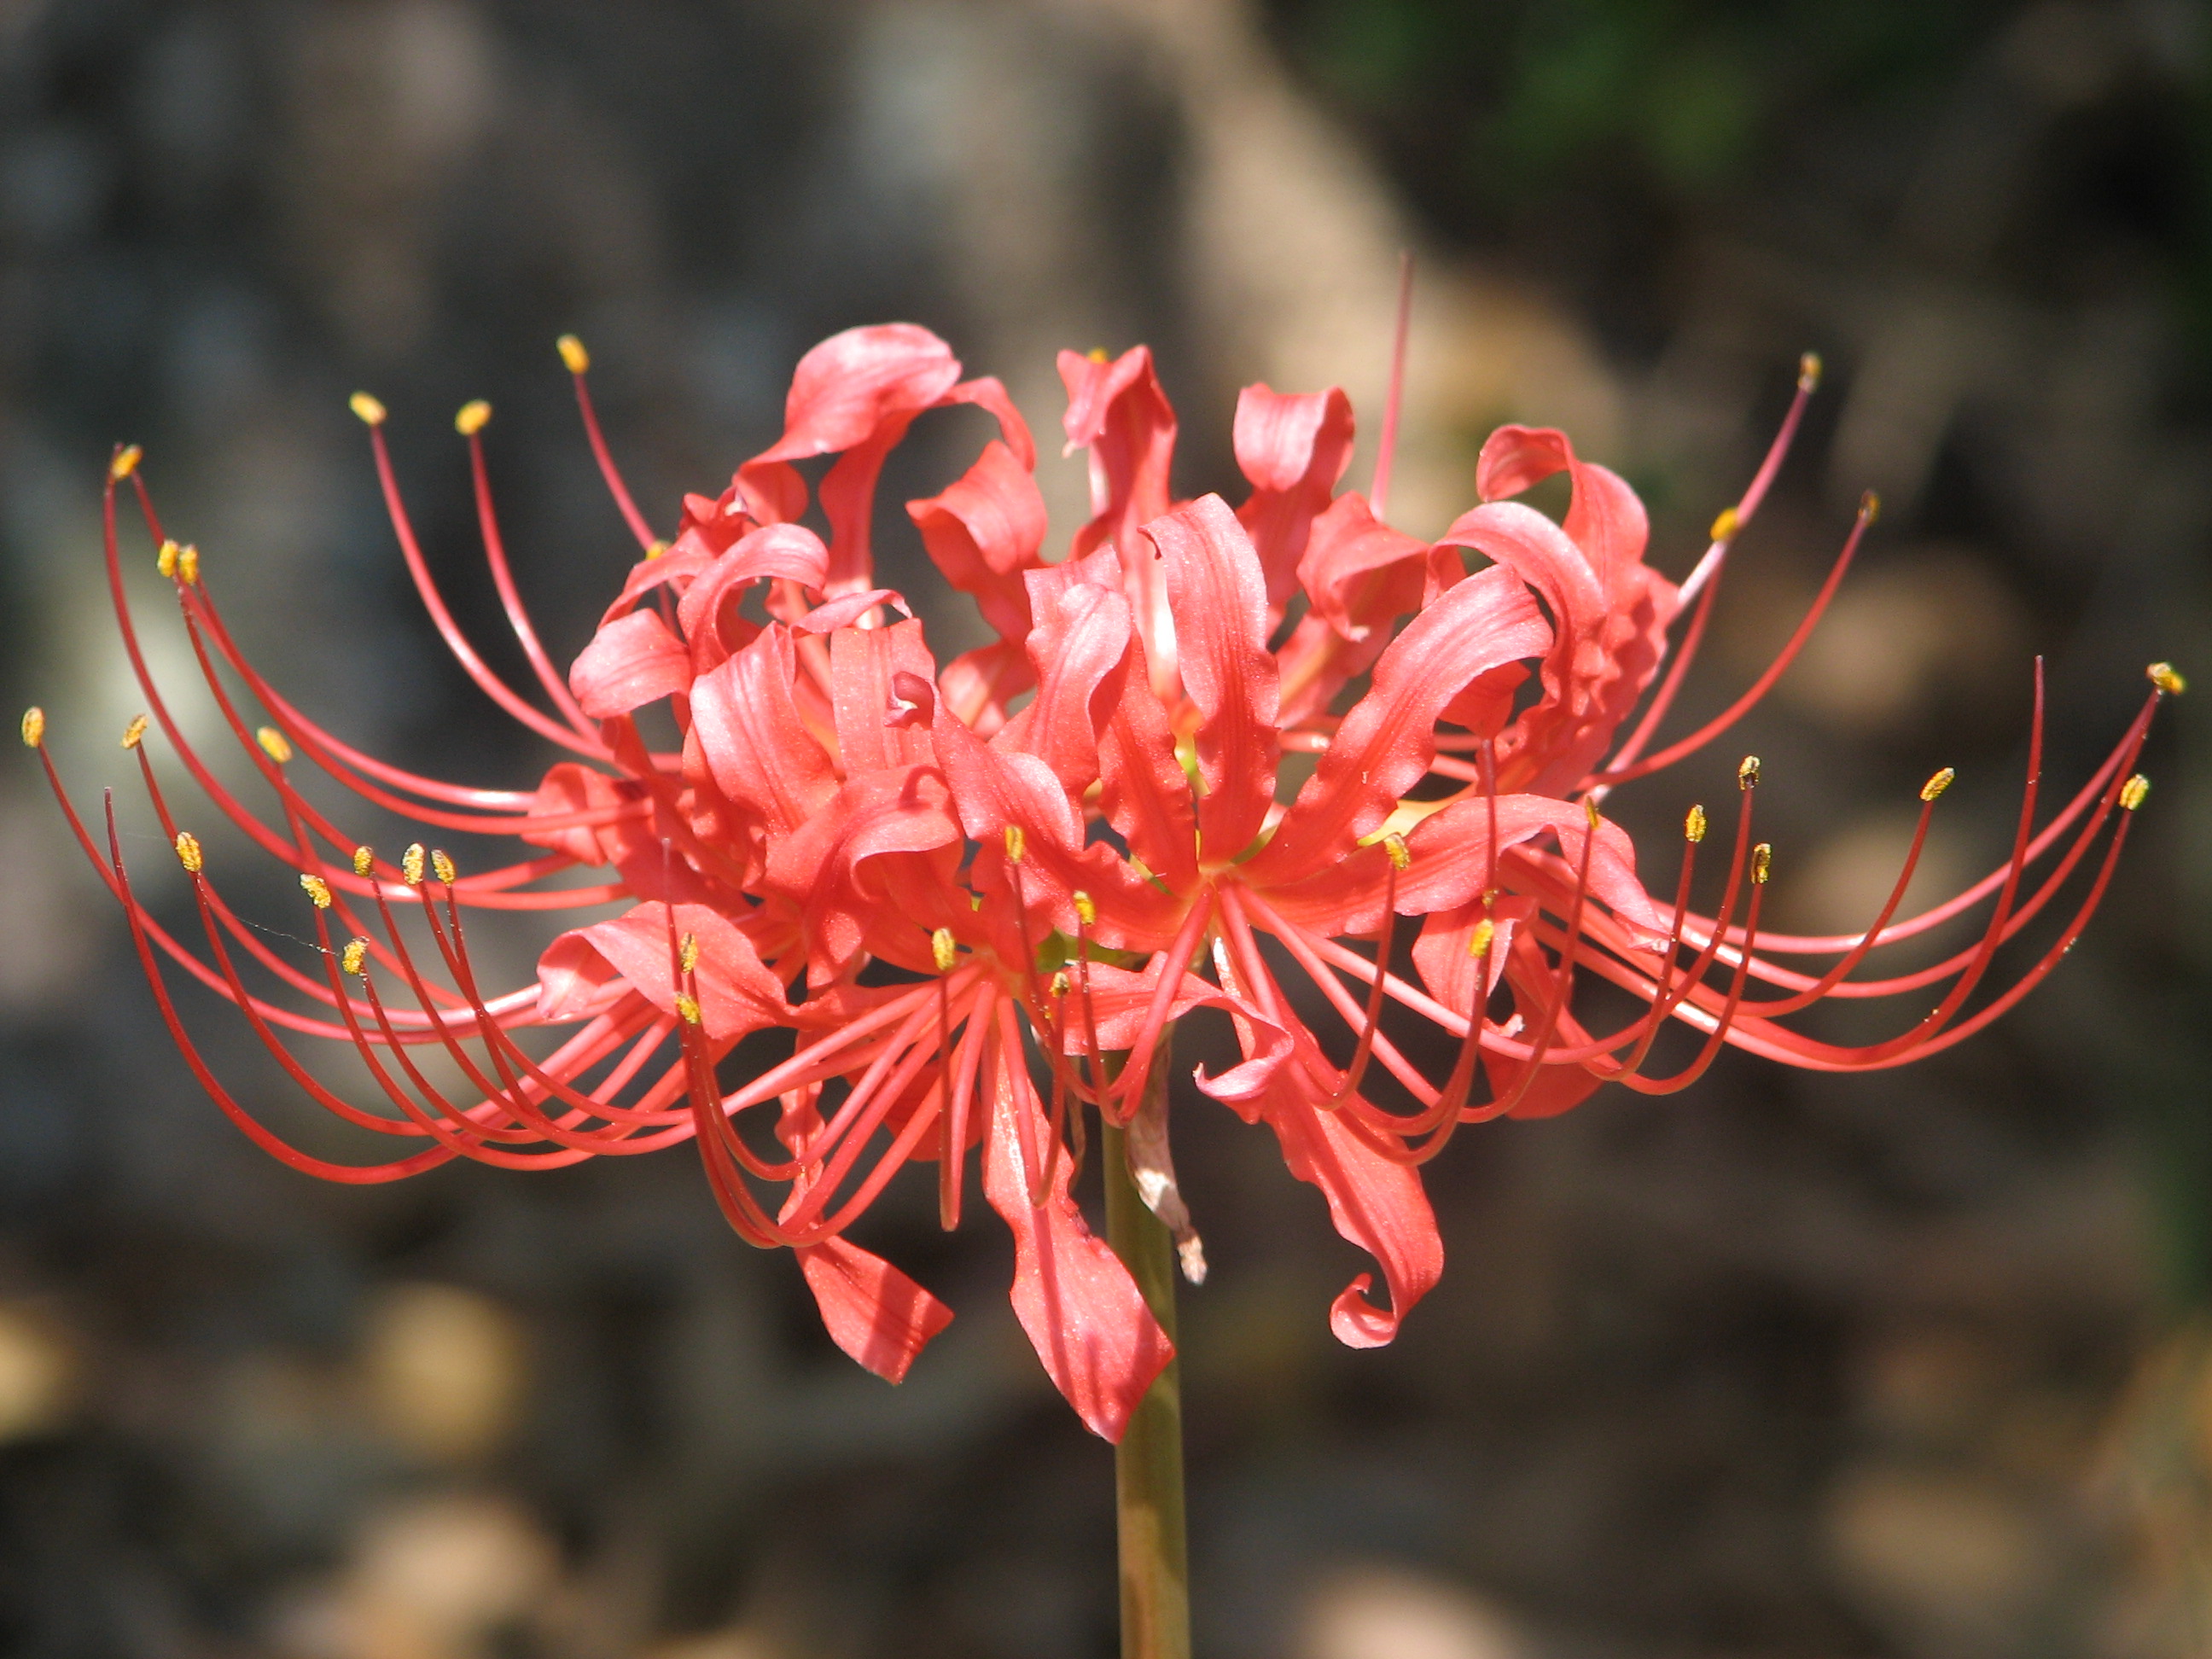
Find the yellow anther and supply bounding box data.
[341,937,370,976]
[300,873,333,909]
[110,445,142,480]
[1086,346,1109,363]
[1738,754,1761,790]
[1858,489,1880,524]
[556,334,590,375]
[120,714,148,750]
[1919,766,1955,802]
[1752,842,1773,885]
[1467,918,1496,958]
[455,399,492,436]
[931,927,958,973]
[1798,352,1822,392]
[174,831,203,875]
[1051,969,1072,998]
[1381,832,1411,871]
[176,544,199,585]
[401,843,426,885]
[1685,803,1708,843]
[1708,505,1740,545]
[678,933,701,975]
[1073,891,1097,928]
[1583,797,1602,830]
[20,707,44,748]
[644,539,668,560]
[430,849,457,884]
[352,845,374,878]
[157,538,179,578]
[2121,774,2151,812]
[2148,661,2186,696]
[349,391,387,427]
[674,992,701,1027]
[1003,824,1026,864]
[255,726,294,765]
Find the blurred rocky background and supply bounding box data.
[0,0,2206,1655]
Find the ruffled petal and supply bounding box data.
[1261,1075,1442,1348]
[1060,345,1179,683]
[997,578,1134,798]
[764,765,963,987]
[1440,428,1679,795]
[689,626,840,837]
[1262,794,1664,942]
[1146,495,1280,861]
[537,900,785,1043]
[907,438,1047,645]
[568,610,691,719]
[1232,382,1353,618]
[1249,565,1550,886]
[1294,491,1429,644]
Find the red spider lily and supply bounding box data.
[28,321,2175,1442]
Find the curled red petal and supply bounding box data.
[907,438,1046,645]
[1249,564,1549,885]
[1294,491,1428,643]
[982,1001,1173,1442]
[568,609,691,719]
[1060,345,1178,682]
[738,323,962,511]
[795,1237,955,1385]
[689,626,840,836]
[1147,494,1280,860]
[1233,382,1353,616]
[997,578,1133,798]
[1263,1071,1442,1348]
[541,901,786,1043]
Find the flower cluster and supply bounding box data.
[30,324,2174,1439]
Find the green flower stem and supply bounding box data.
[1102,1045,1190,1659]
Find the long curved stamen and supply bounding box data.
[1327,834,1408,1108]
[458,401,601,737]
[1674,352,1822,609]
[1115,894,1216,1121]
[353,394,612,758]
[1610,845,1769,1095]
[558,335,661,554]
[102,795,458,1184]
[1589,492,1877,789]
[1733,769,1951,1016]
[1705,689,2158,956]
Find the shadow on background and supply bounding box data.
[0,2,2204,1656]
